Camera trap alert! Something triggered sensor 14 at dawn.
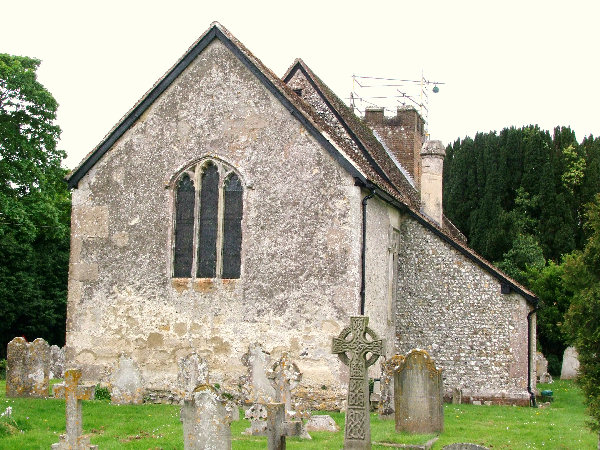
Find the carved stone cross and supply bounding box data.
[332,316,383,449]
[52,369,97,450]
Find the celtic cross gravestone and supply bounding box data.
[332,316,383,449]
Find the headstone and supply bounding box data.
[178,353,209,401]
[6,337,50,398]
[265,403,286,450]
[394,349,444,434]
[332,316,383,449]
[267,352,302,419]
[267,352,310,438]
[49,345,65,379]
[110,354,144,404]
[561,346,580,380]
[181,384,232,450]
[305,414,340,432]
[241,343,276,403]
[51,369,97,450]
[452,387,462,404]
[378,354,405,419]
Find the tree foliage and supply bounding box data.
[563,195,600,432]
[0,54,70,358]
[443,126,600,371]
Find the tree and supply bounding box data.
[0,54,70,358]
[563,195,600,437]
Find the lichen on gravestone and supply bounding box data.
[394,349,444,434]
[181,384,232,450]
[109,354,144,405]
[6,337,50,398]
[177,352,209,401]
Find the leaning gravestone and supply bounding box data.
[51,369,97,449]
[181,384,232,450]
[110,354,144,404]
[332,316,384,449]
[395,349,444,434]
[561,346,580,380]
[378,354,405,419]
[6,337,50,398]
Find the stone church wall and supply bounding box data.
[67,39,364,407]
[394,218,533,405]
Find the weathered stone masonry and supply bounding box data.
[67,39,363,405]
[394,218,531,404]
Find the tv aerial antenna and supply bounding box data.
[348,73,445,127]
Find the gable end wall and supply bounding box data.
[395,218,533,404]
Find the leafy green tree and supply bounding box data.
[527,261,572,375]
[563,194,600,435]
[0,54,70,358]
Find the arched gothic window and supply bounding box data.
[173,160,243,279]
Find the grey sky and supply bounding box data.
[2,0,598,169]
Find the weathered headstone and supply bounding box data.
[267,352,310,438]
[178,353,209,401]
[6,337,50,398]
[305,414,340,432]
[181,384,232,450]
[110,354,144,404]
[50,345,65,379]
[452,387,462,404]
[332,316,383,449]
[241,343,276,403]
[267,352,302,418]
[394,349,443,434]
[378,354,405,419]
[51,369,97,450]
[561,346,580,380]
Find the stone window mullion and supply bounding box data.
[215,168,226,278]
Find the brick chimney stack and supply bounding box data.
[420,140,445,226]
[363,106,426,188]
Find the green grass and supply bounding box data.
[0,380,596,449]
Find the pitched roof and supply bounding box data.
[281,60,537,306]
[282,59,419,209]
[66,22,537,306]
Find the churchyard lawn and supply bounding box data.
[0,380,596,448]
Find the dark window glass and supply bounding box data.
[173,174,195,277]
[222,174,243,278]
[197,163,219,277]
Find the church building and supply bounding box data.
[66,23,538,407]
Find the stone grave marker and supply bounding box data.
[378,354,405,419]
[6,337,50,398]
[561,346,580,380]
[110,354,144,404]
[178,352,209,401]
[181,384,232,450]
[332,316,383,449]
[394,349,443,434]
[267,352,310,438]
[305,414,340,432]
[536,352,553,383]
[255,402,293,450]
[241,343,276,403]
[50,345,65,379]
[267,352,302,418]
[51,369,97,450]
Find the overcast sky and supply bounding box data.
[2,0,599,169]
